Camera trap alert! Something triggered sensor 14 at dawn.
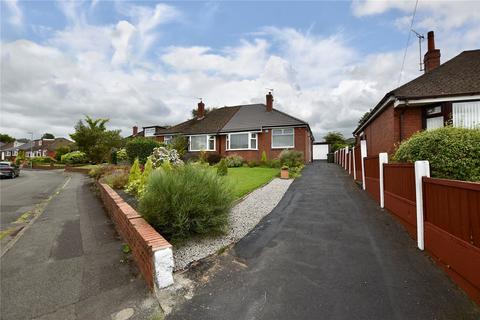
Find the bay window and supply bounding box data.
[272,128,294,148]
[189,135,215,151]
[453,101,480,129]
[226,132,258,150]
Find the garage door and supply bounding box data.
[313,144,329,160]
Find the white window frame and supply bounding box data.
[188,134,216,152]
[226,132,258,151]
[271,127,295,149]
[163,135,173,145]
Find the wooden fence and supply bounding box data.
[364,155,380,202]
[383,163,416,238]
[354,146,362,182]
[423,177,480,304]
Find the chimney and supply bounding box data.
[197,101,205,119]
[423,31,441,73]
[132,126,138,136]
[266,91,273,112]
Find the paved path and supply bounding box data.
[169,161,480,320]
[1,171,159,320]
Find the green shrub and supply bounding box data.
[149,147,183,168]
[393,126,480,181]
[167,136,188,157]
[116,148,128,163]
[32,156,56,164]
[89,164,128,180]
[125,138,161,164]
[138,158,154,197]
[102,170,129,189]
[247,160,259,167]
[268,159,281,168]
[181,153,199,163]
[217,158,228,176]
[279,150,303,168]
[55,146,71,162]
[126,158,142,195]
[139,164,234,244]
[61,151,87,164]
[225,154,244,167]
[260,151,268,166]
[199,150,208,163]
[289,165,304,178]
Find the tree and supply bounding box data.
[0,134,15,143]
[42,133,55,139]
[323,131,347,152]
[69,116,122,164]
[358,109,372,126]
[191,107,216,118]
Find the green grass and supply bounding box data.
[225,167,279,199]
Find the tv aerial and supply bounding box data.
[411,29,424,71]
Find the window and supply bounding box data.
[272,128,294,148]
[453,101,480,129]
[426,106,441,115]
[226,132,258,150]
[424,105,444,130]
[426,117,444,130]
[164,135,173,145]
[144,127,156,137]
[189,135,215,151]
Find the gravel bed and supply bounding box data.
[173,178,293,271]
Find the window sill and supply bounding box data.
[226,148,258,151]
[271,146,295,149]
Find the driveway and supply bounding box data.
[168,161,480,319]
[1,171,160,319]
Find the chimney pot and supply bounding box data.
[266,92,273,112]
[424,30,441,73]
[197,101,205,119]
[133,126,138,136]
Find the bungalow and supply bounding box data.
[353,31,480,155]
[0,138,74,160]
[134,92,314,162]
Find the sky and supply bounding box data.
[1,0,480,141]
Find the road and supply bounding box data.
[1,170,160,319]
[0,169,66,232]
[168,161,480,320]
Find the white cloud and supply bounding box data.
[4,0,23,26]
[111,21,137,65]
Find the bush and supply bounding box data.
[126,159,142,196]
[288,165,304,178]
[89,164,128,180]
[260,151,268,166]
[138,158,154,197]
[279,150,303,168]
[247,160,259,167]
[116,148,128,163]
[167,136,188,157]
[207,153,222,165]
[61,151,87,164]
[267,159,281,168]
[149,147,183,168]
[225,154,244,167]
[393,126,480,181]
[31,156,56,164]
[125,138,161,164]
[139,164,234,243]
[181,153,199,163]
[102,170,129,189]
[217,158,228,176]
[54,146,71,162]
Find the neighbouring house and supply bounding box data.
[133,92,314,162]
[130,125,167,138]
[353,31,480,155]
[0,137,74,161]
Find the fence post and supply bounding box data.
[379,153,388,208]
[348,149,352,175]
[415,161,430,250]
[352,147,357,180]
[360,140,367,190]
[344,147,348,170]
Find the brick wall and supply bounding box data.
[96,182,172,290]
[399,107,422,141]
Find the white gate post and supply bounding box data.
[415,161,430,250]
[344,147,348,170]
[360,140,367,190]
[379,153,388,208]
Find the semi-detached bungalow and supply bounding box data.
[353,31,480,155]
[133,92,314,163]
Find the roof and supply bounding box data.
[46,138,74,151]
[220,104,307,132]
[353,49,480,135]
[158,106,241,135]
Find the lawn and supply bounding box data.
[226,167,280,199]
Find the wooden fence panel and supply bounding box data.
[364,155,380,203]
[383,163,416,238]
[354,146,362,182]
[423,177,480,305]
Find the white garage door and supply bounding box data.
[313,144,329,160]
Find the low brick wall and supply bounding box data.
[96,181,174,290]
[31,165,65,170]
[65,166,91,174]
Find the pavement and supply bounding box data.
[168,161,480,320]
[1,170,160,320]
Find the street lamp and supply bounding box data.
[28,131,33,168]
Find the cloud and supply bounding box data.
[4,0,23,26]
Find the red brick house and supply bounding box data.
[353,31,480,155]
[133,92,314,162]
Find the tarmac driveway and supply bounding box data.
[168,161,480,320]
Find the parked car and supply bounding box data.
[0,161,20,178]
